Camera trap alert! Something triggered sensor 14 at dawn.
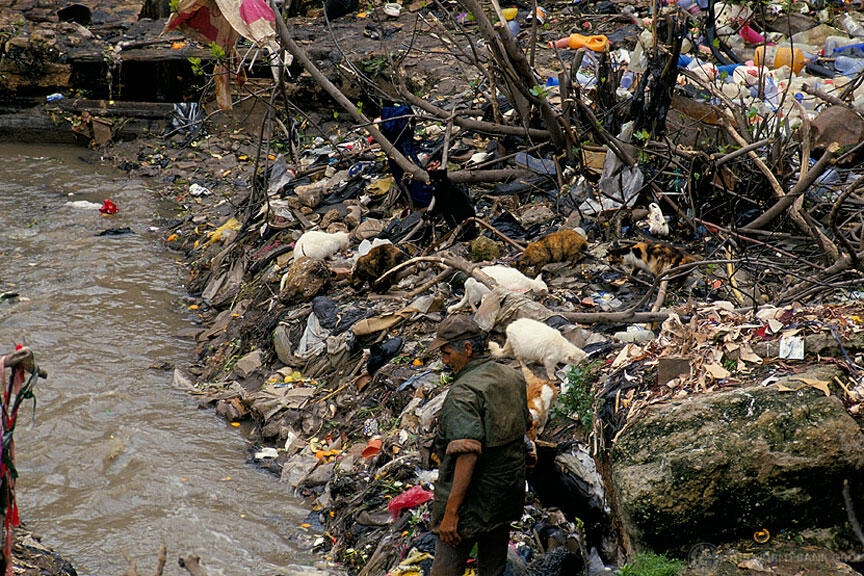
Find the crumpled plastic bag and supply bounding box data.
[580,150,643,215]
[296,312,330,359]
[387,485,433,520]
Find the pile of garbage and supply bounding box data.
[93,0,864,573]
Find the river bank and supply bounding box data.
[6,0,864,575]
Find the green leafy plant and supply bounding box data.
[188,56,205,76]
[529,85,550,99]
[169,0,180,12]
[208,42,226,60]
[552,362,602,427]
[616,552,683,576]
[360,55,388,77]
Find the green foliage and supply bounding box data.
[188,56,205,76]
[169,0,180,12]
[360,55,388,77]
[529,85,549,99]
[616,552,683,576]
[552,362,601,427]
[634,128,650,142]
[208,42,226,59]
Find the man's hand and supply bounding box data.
[439,511,461,547]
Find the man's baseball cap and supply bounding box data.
[429,315,484,351]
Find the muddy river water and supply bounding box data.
[0,145,318,576]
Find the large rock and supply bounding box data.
[610,366,864,552]
[279,257,330,303]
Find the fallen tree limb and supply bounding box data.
[743,142,840,231]
[714,138,773,167]
[450,217,528,251]
[776,245,864,303]
[803,83,863,112]
[694,217,825,270]
[152,544,167,576]
[448,168,533,183]
[121,548,138,576]
[724,124,784,199]
[399,86,550,138]
[381,253,729,325]
[830,175,864,272]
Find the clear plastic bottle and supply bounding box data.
[825,35,862,54]
[839,14,864,38]
[835,55,864,76]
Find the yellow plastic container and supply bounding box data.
[754,45,805,74]
[501,7,518,20]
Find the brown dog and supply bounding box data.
[351,243,409,292]
[516,229,587,276]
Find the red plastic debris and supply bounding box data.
[100,199,119,215]
[387,485,433,520]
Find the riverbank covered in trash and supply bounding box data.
[16,0,864,572]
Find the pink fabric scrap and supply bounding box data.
[239,0,275,23]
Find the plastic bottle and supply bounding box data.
[832,42,864,58]
[620,71,635,90]
[686,58,718,81]
[732,65,761,87]
[835,55,864,76]
[825,35,861,54]
[721,82,747,99]
[550,33,609,52]
[839,14,864,38]
[754,45,805,74]
[792,23,838,46]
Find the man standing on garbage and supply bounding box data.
[428,315,530,576]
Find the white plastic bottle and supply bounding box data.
[839,14,864,38]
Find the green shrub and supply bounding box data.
[552,362,601,427]
[616,552,682,576]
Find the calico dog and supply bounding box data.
[351,243,409,292]
[610,241,697,277]
[516,229,587,277]
[522,365,558,440]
